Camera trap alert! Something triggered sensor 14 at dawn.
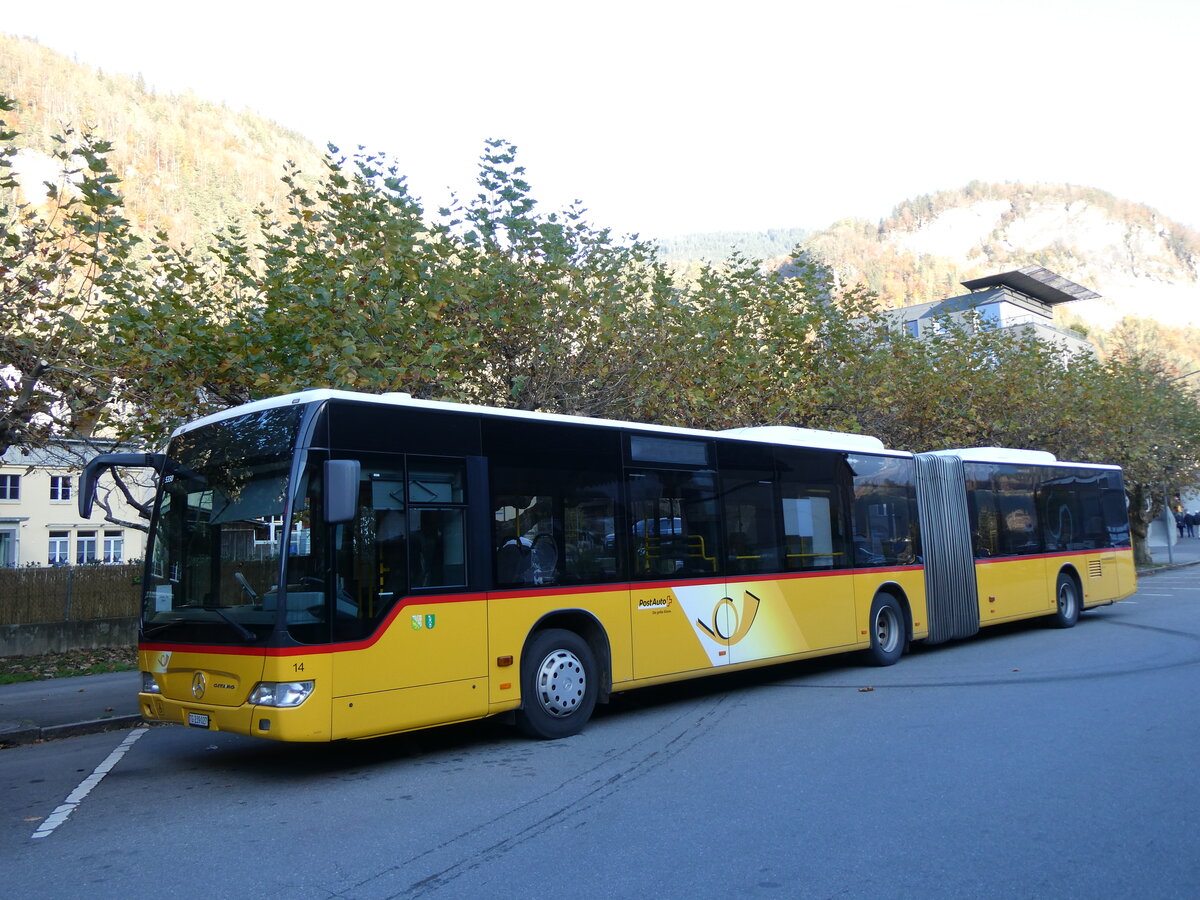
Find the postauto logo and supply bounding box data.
[695,590,762,646]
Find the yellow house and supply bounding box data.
[0,442,150,568]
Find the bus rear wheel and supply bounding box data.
[516,629,598,739]
[1051,572,1080,628]
[867,593,905,666]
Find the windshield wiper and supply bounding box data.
[143,620,186,638]
[201,605,257,642]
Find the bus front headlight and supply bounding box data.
[248,681,315,708]
[141,672,162,694]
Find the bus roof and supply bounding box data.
[927,447,1121,470]
[174,389,910,457]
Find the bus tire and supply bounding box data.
[867,592,905,666]
[516,628,598,740]
[1051,572,1080,628]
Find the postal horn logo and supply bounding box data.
[696,591,762,646]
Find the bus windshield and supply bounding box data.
[141,404,306,645]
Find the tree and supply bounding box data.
[440,139,676,417]
[104,146,466,445]
[107,139,683,438]
[1056,352,1200,566]
[1,93,148,455]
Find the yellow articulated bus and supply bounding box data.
[81,390,1135,741]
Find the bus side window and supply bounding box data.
[1101,480,1130,547]
[723,475,780,575]
[409,507,466,587]
[847,455,918,567]
[966,481,1000,558]
[775,448,849,571]
[406,457,468,588]
[995,467,1041,555]
[487,420,621,589]
[627,469,721,578]
[326,467,409,643]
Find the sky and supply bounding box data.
[4,0,1199,239]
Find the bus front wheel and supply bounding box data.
[1051,573,1080,628]
[516,629,598,739]
[867,593,905,666]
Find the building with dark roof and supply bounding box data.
[881,265,1096,356]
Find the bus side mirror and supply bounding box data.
[79,452,165,518]
[324,459,360,524]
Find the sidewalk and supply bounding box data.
[0,670,142,747]
[1146,535,1200,571]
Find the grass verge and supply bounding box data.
[0,646,138,685]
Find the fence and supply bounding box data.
[0,564,142,625]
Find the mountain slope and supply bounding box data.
[1,33,327,245]
[803,182,1200,329]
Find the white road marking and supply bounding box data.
[30,727,149,840]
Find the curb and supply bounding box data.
[0,714,144,748]
[1138,559,1200,576]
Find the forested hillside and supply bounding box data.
[802,182,1200,326]
[0,33,325,244]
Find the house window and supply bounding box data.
[49,531,70,565]
[103,530,124,563]
[0,474,19,500]
[0,529,16,567]
[50,475,73,502]
[77,530,98,564]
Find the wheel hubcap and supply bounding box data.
[875,607,898,652]
[1059,583,1075,617]
[534,649,586,718]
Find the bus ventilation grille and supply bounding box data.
[1088,560,1103,578]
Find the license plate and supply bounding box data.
[187,712,210,729]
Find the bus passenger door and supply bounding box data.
[627,466,728,680]
[631,581,730,679]
[724,454,857,665]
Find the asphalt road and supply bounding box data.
[4,571,1199,899]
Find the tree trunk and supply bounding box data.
[1127,482,1157,568]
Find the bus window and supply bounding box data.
[722,473,780,575]
[627,469,721,578]
[776,449,848,571]
[313,465,411,643]
[993,467,1042,556]
[405,458,467,588]
[1102,478,1131,547]
[492,479,618,588]
[847,455,919,567]
[493,491,559,587]
[966,479,1000,558]
[718,443,781,576]
[966,463,1043,557]
[287,455,471,644]
[1038,469,1110,552]
[409,507,466,587]
[488,420,621,588]
[1038,478,1081,551]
